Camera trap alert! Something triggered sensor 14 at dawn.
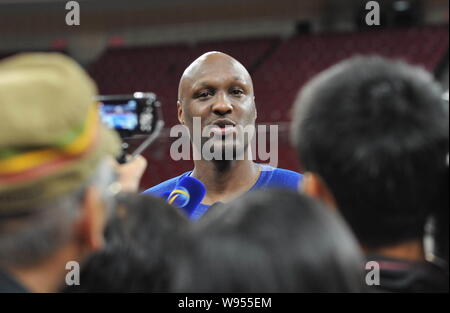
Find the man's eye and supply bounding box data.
[231,89,244,96]
[196,90,212,98]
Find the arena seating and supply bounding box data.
[89,26,448,130]
[89,38,278,126]
[252,26,449,122]
[116,26,447,188]
[2,26,447,188]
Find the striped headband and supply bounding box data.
[0,104,100,185]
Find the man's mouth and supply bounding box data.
[209,119,237,136]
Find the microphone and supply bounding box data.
[167,176,206,217]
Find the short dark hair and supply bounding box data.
[291,56,449,249]
[169,189,366,292]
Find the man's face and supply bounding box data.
[178,53,257,159]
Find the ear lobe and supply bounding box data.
[177,100,184,124]
[300,172,314,195]
[301,172,338,211]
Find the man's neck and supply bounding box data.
[365,240,426,262]
[192,159,261,205]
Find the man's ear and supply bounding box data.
[300,172,338,211]
[177,100,184,124]
[75,186,106,252]
[253,96,257,120]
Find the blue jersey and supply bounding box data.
[143,164,303,220]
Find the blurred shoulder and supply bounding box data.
[142,172,191,198]
[259,165,303,189]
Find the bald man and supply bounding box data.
[144,52,302,219]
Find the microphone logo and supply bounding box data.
[166,176,206,218]
[168,187,190,208]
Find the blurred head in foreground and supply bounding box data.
[291,55,448,251]
[66,194,188,293]
[291,56,449,292]
[0,53,121,292]
[169,189,366,292]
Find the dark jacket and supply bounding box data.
[366,255,449,293]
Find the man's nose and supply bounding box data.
[212,93,233,116]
